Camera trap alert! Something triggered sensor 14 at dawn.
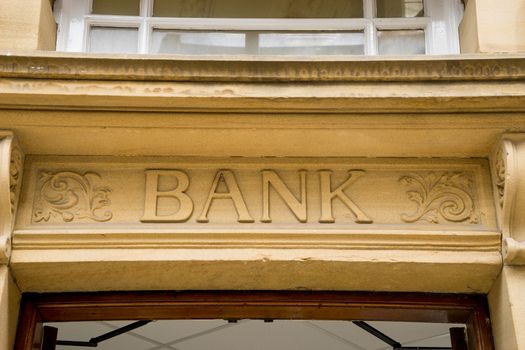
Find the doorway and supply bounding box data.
[14,291,493,350]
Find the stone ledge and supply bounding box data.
[1,79,525,113]
[12,229,501,251]
[10,248,502,293]
[0,115,522,158]
[1,52,525,83]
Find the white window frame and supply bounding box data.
[54,0,463,55]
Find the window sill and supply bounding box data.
[0,51,524,83]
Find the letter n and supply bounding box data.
[261,170,307,223]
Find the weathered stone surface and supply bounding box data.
[0,266,21,350]
[489,266,525,350]
[10,155,501,294]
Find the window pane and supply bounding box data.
[259,32,364,55]
[150,30,364,55]
[153,0,363,18]
[48,320,465,350]
[376,0,423,18]
[151,31,247,54]
[378,30,425,55]
[92,0,140,16]
[89,27,139,54]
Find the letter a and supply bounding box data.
[319,170,372,223]
[141,170,193,222]
[197,170,254,223]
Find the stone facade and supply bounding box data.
[1,0,525,349]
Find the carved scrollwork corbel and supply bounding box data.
[0,132,24,263]
[491,134,525,265]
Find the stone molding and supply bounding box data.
[2,78,525,114]
[0,132,24,264]
[13,229,501,252]
[1,54,525,113]
[491,133,525,265]
[1,53,525,83]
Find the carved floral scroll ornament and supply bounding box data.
[399,172,478,224]
[33,171,112,223]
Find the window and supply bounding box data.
[54,0,463,56]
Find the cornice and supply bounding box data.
[0,52,525,83]
[1,53,525,113]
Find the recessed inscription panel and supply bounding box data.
[15,156,496,232]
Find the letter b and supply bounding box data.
[141,170,193,222]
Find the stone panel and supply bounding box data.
[10,155,501,293]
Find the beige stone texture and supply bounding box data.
[460,0,525,53]
[0,14,524,347]
[459,0,479,53]
[488,135,525,350]
[10,155,501,293]
[0,0,56,51]
[489,266,525,350]
[493,135,525,242]
[2,111,525,158]
[11,249,502,293]
[0,133,24,264]
[490,135,525,267]
[15,157,496,228]
[0,266,21,350]
[0,54,525,160]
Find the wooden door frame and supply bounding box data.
[14,291,494,350]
